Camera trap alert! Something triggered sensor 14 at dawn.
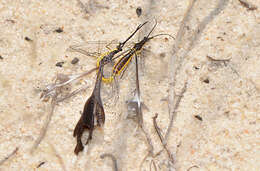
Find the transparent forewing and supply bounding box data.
[68,44,101,58]
[68,40,134,57]
[67,41,111,58]
[68,40,117,82]
[67,40,132,105]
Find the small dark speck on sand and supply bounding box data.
[25,37,32,41]
[203,78,209,84]
[71,57,79,64]
[55,27,63,33]
[0,55,3,60]
[36,161,46,168]
[136,7,142,17]
[159,52,166,58]
[194,115,203,121]
[56,61,64,67]
[194,66,200,70]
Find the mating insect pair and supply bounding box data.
[73,20,174,154]
[73,21,147,154]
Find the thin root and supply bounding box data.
[100,153,118,171]
[153,114,174,164]
[0,147,18,166]
[31,96,57,153]
[165,81,188,141]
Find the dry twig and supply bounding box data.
[187,165,199,171]
[0,147,18,166]
[168,0,229,143]
[31,94,57,153]
[31,61,103,153]
[165,81,187,141]
[150,160,157,171]
[206,55,231,62]
[238,0,257,10]
[153,114,174,164]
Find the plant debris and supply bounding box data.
[136,7,142,17]
[56,62,65,67]
[36,161,46,168]
[71,57,79,64]
[238,0,257,10]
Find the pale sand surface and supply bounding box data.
[0,0,259,171]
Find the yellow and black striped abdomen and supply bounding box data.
[113,51,134,75]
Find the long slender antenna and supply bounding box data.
[146,19,157,38]
[120,21,148,47]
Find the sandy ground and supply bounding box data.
[0,0,259,170]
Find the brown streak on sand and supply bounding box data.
[0,147,18,166]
